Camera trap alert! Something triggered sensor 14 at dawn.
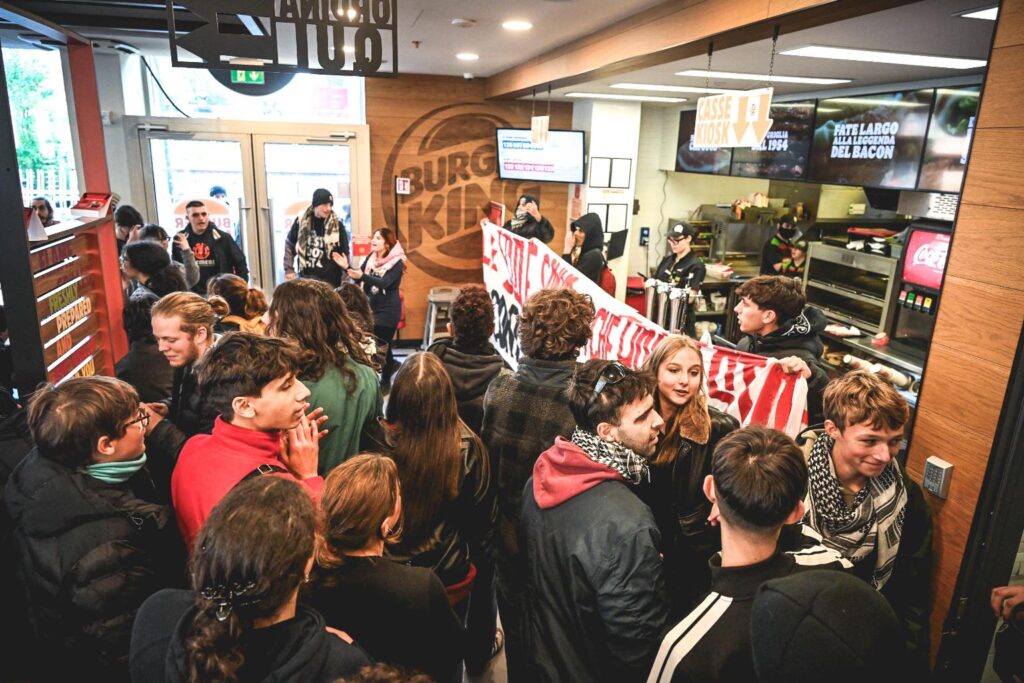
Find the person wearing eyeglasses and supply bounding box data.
[519,359,668,683]
[4,377,184,681]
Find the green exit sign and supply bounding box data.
[231,70,265,85]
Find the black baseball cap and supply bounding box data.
[668,222,696,241]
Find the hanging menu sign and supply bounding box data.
[808,89,933,189]
[168,0,398,77]
[694,88,774,148]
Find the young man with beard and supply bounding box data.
[283,188,350,286]
[800,370,932,672]
[144,293,220,452]
[733,275,831,424]
[172,200,248,294]
[170,333,325,550]
[648,426,851,683]
[520,359,668,683]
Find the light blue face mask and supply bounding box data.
[85,453,147,485]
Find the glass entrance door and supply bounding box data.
[252,135,353,287]
[136,125,355,291]
[140,131,260,285]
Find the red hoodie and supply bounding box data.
[172,417,324,551]
[532,436,624,509]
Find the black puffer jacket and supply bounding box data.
[5,450,184,680]
[638,408,738,615]
[520,437,668,683]
[361,423,496,587]
[563,212,606,285]
[736,306,831,424]
[426,337,509,435]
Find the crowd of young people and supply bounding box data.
[1,205,935,683]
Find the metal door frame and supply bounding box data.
[121,116,371,290]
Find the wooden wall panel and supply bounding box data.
[365,75,572,338]
[906,0,1024,659]
[975,44,1024,129]
[960,129,1024,208]
[946,204,1024,290]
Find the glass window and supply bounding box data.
[2,46,80,212]
[124,55,364,124]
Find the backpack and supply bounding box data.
[599,264,616,296]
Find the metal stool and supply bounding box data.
[420,286,461,349]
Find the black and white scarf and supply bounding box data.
[571,428,650,485]
[296,206,341,272]
[509,209,529,232]
[803,433,907,589]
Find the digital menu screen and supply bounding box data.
[917,86,981,193]
[902,228,950,291]
[808,89,934,189]
[730,100,816,180]
[495,129,586,184]
[675,109,732,175]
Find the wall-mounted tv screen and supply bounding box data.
[902,226,951,291]
[675,109,732,175]
[495,128,586,184]
[731,100,816,180]
[807,88,933,189]
[917,86,981,193]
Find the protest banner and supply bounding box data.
[481,221,808,435]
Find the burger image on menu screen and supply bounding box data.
[675,109,732,175]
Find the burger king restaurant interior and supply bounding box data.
[1,0,1022,679]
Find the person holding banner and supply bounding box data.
[734,276,830,424]
[641,335,738,613]
[562,212,607,286]
[503,194,554,244]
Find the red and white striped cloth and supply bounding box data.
[700,343,809,436]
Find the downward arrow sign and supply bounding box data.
[173,0,276,64]
[750,91,774,145]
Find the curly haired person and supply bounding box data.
[480,287,595,680]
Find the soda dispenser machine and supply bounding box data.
[892,221,952,354]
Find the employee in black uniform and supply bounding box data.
[760,214,798,275]
[654,222,706,336]
[655,223,706,292]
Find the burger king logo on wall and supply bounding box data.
[382,103,545,282]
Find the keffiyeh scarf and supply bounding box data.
[804,433,907,589]
[509,209,529,232]
[571,428,650,485]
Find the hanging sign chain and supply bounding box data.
[705,41,713,89]
[546,84,551,118]
[767,25,780,85]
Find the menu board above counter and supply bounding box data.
[676,109,732,175]
[918,86,981,193]
[731,100,816,180]
[807,89,933,190]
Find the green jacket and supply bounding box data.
[304,361,382,475]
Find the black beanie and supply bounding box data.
[751,570,905,683]
[312,188,334,208]
[123,240,171,277]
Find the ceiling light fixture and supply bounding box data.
[502,19,533,30]
[957,6,998,19]
[456,52,479,61]
[611,83,737,94]
[565,92,686,103]
[781,45,986,70]
[675,69,851,85]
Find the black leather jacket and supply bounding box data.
[639,407,738,614]
[361,422,496,586]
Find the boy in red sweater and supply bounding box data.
[170,332,325,550]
